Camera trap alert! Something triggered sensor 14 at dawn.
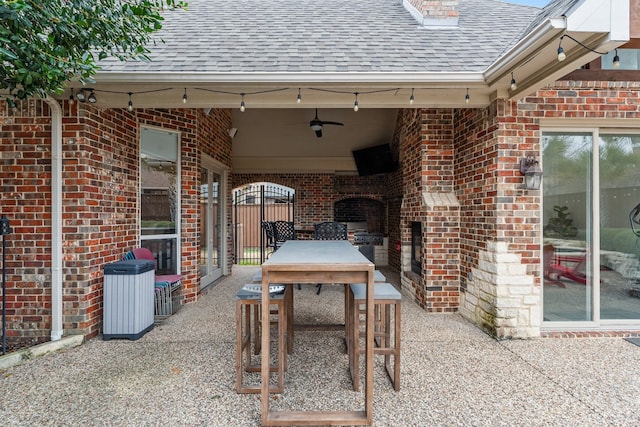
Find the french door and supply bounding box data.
[200,155,227,287]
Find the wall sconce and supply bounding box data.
[519,157,543,190]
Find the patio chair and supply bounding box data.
[261,221,277,253]
[314,221,348,294]
[124,247,183,317]
[272,220,296,248]
[543,244,591,286]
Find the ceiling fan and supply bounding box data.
[309,108,344,138]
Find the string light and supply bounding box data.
[409,88,415,105]
[353,92,359,112]
[240,93,246,112]
[557,36,566,61]
[87,90,97,104]
[557,33,609,63]
[127,92,134,111]
[465,88,470,104]
[182,88,188,104]
[68,89,75,105]
[613,49,620,69]
[510,72,517,91]
[297,88,302,103]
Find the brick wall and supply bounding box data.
[0,101,232,346]
[232,173,386,234]
[396,108,461,312]
[455,99,542,338]
[0,100,55,348]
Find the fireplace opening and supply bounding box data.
[411,222,422,275]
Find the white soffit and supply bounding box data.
[486,0,629,100]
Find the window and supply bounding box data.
[140,127,180,275]
[602,49,640,70]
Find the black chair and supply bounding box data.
[313,222,348,294]
[314,221,348,241]
[261,221,277,253]
[273,221,296,248]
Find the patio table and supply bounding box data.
[260,240,375,426]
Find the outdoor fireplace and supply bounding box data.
[411,221,422,275]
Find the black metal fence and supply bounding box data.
[232,184,294,265]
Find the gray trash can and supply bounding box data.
[103,259,155,340]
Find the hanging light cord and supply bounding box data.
[559,34,610,56]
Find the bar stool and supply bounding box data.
[347,282,401,392]
[235,284,289,394]
[252,273,294,353]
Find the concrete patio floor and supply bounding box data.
[1,265,639,426]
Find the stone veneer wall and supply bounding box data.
[0,100,232,346]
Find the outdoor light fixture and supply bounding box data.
[75,88,97,103]
[182,88,188,104]
[240,94,246,112]
[353,92,359,111]
[510,72,517,91]
[127,92,134,111]
[465,88,470,104]
[613,49,620,69]
[520,156,543,190]
[557,36,566,61]
[409,88,415,105]
[297,88,302,103]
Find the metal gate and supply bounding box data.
[232,183,295,265]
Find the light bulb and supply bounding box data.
[297,88,302,104]
[354,100,359,112]
[510,74,517,91]
[128,100,133,111]
[182,88,188,104]
[557,47,566,61]
[240,99,245,112]
[465,89,470,104]
[409,89,415,105]
[613,50,620,69]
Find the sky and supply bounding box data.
[504,0,550,6]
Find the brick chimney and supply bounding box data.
[404,0,459,27]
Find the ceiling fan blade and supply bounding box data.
[315,129,323,138]
[320,121,344,126]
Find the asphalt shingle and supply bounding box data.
[97,0,546,74]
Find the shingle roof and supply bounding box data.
[97,0,545,75]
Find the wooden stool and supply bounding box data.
[235,284,289,394]
[343,270,387,353]
[347,282,401,392]
[253,273,294,353]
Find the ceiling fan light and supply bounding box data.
[310,124,322,131]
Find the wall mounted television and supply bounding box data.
[352,143,397,176]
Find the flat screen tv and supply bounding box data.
[352,143,397,176]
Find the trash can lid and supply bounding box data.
[104,259,155,275]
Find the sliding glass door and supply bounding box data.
[542,129,640,327]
